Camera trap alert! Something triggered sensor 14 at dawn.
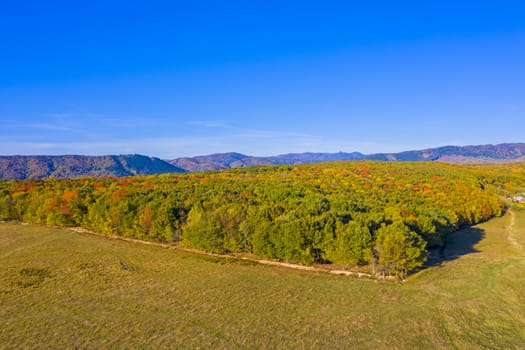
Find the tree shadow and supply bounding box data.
[425,226,485,267]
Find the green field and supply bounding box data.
[1,210,525,349]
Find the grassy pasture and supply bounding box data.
[1,211,525,349]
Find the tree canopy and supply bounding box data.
[1,161,522,278]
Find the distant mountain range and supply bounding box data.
[169,143,525,171]
[168,151,365,172]
[1,143,524,179]
[0,154,184,180]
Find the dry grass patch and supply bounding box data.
[1,212,525,349]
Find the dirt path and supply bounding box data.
[69,227,384,281]
[506,209,523,254]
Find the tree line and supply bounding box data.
[1,161,521,279]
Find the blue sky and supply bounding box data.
[1,1,524,158]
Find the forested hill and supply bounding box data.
[2,143,524,179]
[169,152,365,172]
[2,161,524,278]
[169,143,525,171]
[368,143,525,163]
[0,155,185,180]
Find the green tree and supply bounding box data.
[324,220,372,265]
[374,222,427,279]
[182,206,225,253]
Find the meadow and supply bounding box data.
[1,209,524,349]
[1,161,513,276]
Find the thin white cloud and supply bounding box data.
[3,114,451,158]
[48,113,75,120]
[236,129,315,139]
[186,120,233,128]
[24,123,73,132]
[45,105,167,131]
[0,129,329,158]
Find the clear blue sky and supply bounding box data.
[1,1,524,158]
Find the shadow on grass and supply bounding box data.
[426,226,485,267]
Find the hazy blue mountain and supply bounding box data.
[169,143,525,171]
[0,154,185,180]
[368,143,525,163]
[2,143,524,179]
[169,152,365,171]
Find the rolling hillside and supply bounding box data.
[4,161,523,278]
[169,143,525,172]
[1,143,524,179]
[169,151,365,172]
[369,143,525,163]
[0,154,185,180]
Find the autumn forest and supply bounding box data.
[1,161,524,279]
